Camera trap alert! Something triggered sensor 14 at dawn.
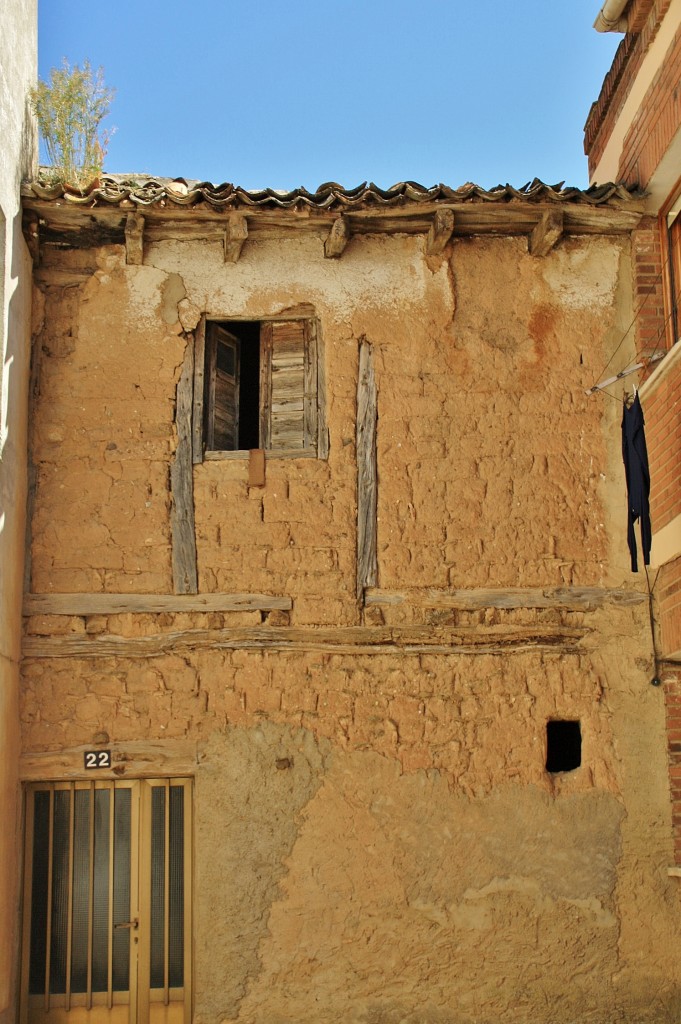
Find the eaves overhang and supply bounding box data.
[21,176,646,259]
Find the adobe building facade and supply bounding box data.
[14,177,681,1023]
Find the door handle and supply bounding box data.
[114,919,139,930]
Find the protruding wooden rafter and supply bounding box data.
[324,216,350,258]
[24,214,40,267]
[125,213,145,265]
[425,208,455,255]
[224,215,248,263]
[529,209,564,257]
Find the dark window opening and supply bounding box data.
[225,320,260,450]
[201,317,319,456]
[205,320,260,451]
[546,720,581,773]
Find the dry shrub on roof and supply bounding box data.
[31,59,115,193]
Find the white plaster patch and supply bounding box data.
[124,265,168,327]
[146,234,453,325]
[541,242,621,310]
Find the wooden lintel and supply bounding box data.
[425,209,455,255]
[21,624,586,660]
[529,210,564,257]
[124,213,145,264]
[224,215,248,262]
[364,586,647,610]
[324,216,350,258]
[23,593,293,616]
[20,740,199,781]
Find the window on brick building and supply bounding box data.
[667,207,681,345]
[192,317,325,460]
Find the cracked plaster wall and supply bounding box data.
[21,227,681,1022]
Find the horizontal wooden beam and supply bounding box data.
[20,740,198,781]
[364,586,646,610]
[124,213,145,264]
[224,215,248,262]
[425,209,455,255]
[22,624,586,660]
[529,209,564,257]
[23,593,292,616]
[324,216,350,258]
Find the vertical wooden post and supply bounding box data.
[356,337,378,599]
[171,337,199,594]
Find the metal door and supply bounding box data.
[21,779,192,1024]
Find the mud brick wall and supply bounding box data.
[21,226,681,1024]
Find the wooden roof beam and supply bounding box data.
[125,213,145,264]
[425,209,455,255]
[529,210,564,257]
[224,215,248,262]
[324,215,350,258]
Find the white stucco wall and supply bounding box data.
[0,0,37,1015]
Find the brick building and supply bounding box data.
[12,173,681,1023]
[585,0,681,867]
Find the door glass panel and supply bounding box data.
[112,788,131,991]
[91,788,111,992]
[168,786,184,988]
[28,791,50,995]
[149,788,165,990]
[50,788,71,994]
[70,787,90,993]
[150,785,185,990]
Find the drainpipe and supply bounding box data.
[593,0,629,31]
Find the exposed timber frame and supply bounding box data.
[170,336,198,594]
[356,338,378,599]
[23,593,292,615]
[22,623,587,660]
[365,586,647,610]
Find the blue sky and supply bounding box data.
[38,1,621,192]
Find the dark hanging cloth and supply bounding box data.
[621,393,651,572]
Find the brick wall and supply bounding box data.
[618,23,681,187]
[642,349,681,535]
[628,0,657,33]
[584,0,674,178]
[658,556,681,655]
[632,217,667,361]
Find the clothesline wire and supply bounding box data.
[595,303,676,404]
[589,246,673,391]
[634,303,676,368]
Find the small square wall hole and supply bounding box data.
[546,720,581,773]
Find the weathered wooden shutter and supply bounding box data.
[206,324,240,451]
[260,319,317,452]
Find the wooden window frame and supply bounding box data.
[661,181,681,350]
[191,315,328,463]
